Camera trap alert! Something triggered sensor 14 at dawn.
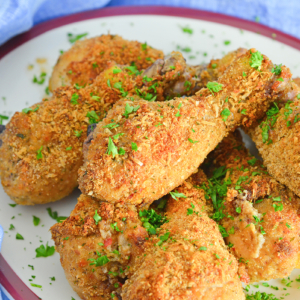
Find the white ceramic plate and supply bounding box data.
[1,7,300,300]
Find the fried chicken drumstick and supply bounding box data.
[247,79,300,197]
[79,49,290,206]
[205,131,300,283]
[122,169,245,300]
[49,34,164,91]
[0,49,242,205]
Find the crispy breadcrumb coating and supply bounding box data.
[207,131,300,283]
[51,194,148,300]
[0,50,245,205]
[49,34,163,91]
[247,80,300,197]
[122,169,245,300]
[78,49,289,206]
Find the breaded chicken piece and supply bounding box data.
[49,34,163,91]
[0,53,187,205]
[78,49,290,206]
[0,50,246,205]
[206,131,300,283]
[50,194,148,300]
[122,169,245,300]
[247,79,300,197]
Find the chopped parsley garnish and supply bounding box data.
[30,283,42,288]
[241,109,247,115]
[141,42,147,50]
[50,277,55,281]
[249,51,264,70]
[106,137,118,158]
[88,252,110,267]
[188,138,199,144]
[113,67,122,74]
[131,142,138,151]
[33,216,40,226]
[187,203,195,215]
[70,93,79,105]
[181,26,193,34]
[247,158,258,166]
[221,108,231,122]
[45,86,50,95]
[92,62,98,69]
[74,83,83,90]
[272,64,282,75]
[184,80,192,91]
[207,82,223,95]
[86,111,100,124]
[243,72,247,77]
[113,82,128,97]
[67,32,88,43]
[66,147,72,151]
[74,130,83,137]
[16,233,24,240]
[0,114,8,124]
[157,232,170,246]
[9,203,17,207]
[103,122,119,130]
[22,106,39,114]
[212,63,218,69]
[236,207,241,213]
[118,148,126,155]
[33,72,46,85]
[199,246,207,251]
[93,210,101,225]
[139,209,168,235]
[107,79,111,87]
[277,77,284,82]
[36,146,43,160]
[123,103,140,118]
[35,243,55,257]
[224,40,231,45]
[9,224,15,230]
[46,207,67,223]
[260,103,280,143]
[125,65,140,76]
[169,191,187,200]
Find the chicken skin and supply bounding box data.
[205,131,300,283]
[78,49,290,206]
[49,34,163,91]
[122,169,245,300]
[0,50,244,205]
[50,194,149,300]
[247,79,300,197]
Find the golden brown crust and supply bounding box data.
[79,49,289,206]
[247,95,300,197]
[122,169,245,300]
[49,34,164,90]
[208,132,300,282]
[51,194,148,300]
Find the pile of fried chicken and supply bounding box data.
[1,34,300,300]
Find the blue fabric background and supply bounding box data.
[0,0,298,299]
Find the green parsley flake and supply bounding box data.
[249,51,264,70]
[88,253,110,267]
[35,242,55,257]
[247,158,257,166]
[157,232,170,246]
[271,64,282,75]
[224,40,231,45]
[22,105,39,114]
[106,137,118,158]
[241,109,247,115]
[86,111,100,124]
[131,142,138,151]
[199,246,207,251]
[33,216,40,226]
[36,146,43,160]
[16,233,24,240]
[93,210,101,225]
[221,108,231,122]
[181,26,193,34]
[123,103,140,118]
[30,283,42,288]
[66,147,72,151]
[46,207,67,223]
[9,224,15,230]
[139,209,168,235]
[74,130,83,137]
[207,82,223,95]
[71,93,79,105]
[169,191,187,200]
[67,32,88,43]
[188,138,199,144]
[0,114,8,124]
[33,72,47,85]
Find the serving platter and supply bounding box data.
[1,6,300,300]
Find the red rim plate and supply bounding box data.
[0,5,300,300]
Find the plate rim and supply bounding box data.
[1,5,300,60]
[1,5,300,299]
